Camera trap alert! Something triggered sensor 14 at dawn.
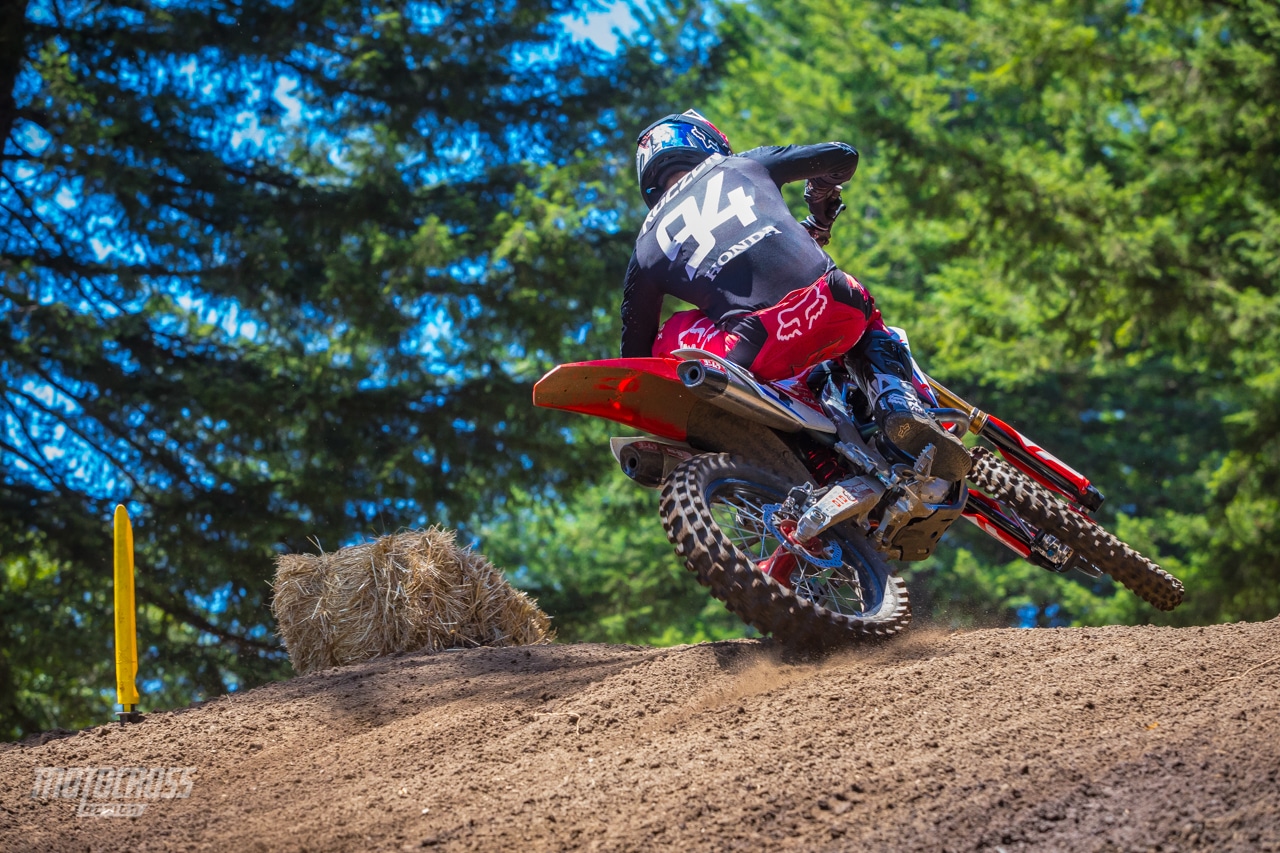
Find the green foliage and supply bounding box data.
[710,0,1280,626]
[477,458,747,646]
[1,541,111,739]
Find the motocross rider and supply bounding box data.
[621,109,971,482]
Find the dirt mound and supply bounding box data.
[3,619,1277,851]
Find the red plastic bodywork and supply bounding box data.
[961,490,1034,558]
[981,414,1098,512]
[532,358,698,441]
[532,357,829,442]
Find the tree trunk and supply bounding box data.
[0,0,28,147]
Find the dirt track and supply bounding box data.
[3,618,1278,852]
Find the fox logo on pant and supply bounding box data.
[775,286,828,341]
[675,317,720,350]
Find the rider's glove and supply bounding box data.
[801,215,833,246]
[802,182,845,246]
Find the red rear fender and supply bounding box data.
[532,358,699,442]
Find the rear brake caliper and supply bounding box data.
[757,503,843,587]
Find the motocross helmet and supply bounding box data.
[635,109,733,209]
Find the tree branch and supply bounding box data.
[18,356,192,500]
[7,382,149,494]
[1,251,209,279]
[0,401,65,489]
[137,587,279,654]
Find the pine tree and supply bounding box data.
[0,0,689,738]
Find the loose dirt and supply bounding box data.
[3,618,1277,851]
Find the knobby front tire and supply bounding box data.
[968,446,1184,611]
[659,453,911,648]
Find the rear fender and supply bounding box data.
[533,358,818,486]
[533,358,697,441]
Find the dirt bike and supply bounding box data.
[533,328,1185,648]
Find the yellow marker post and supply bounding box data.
[113,504,141,721]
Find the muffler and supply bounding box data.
[676,359,808,433]
[610,437,693,488]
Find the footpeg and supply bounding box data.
[914,444,936,479]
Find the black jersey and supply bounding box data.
[620,143,858,358]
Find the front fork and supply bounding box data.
[923,375,1106,573]
[926,375,1105,513]
[962,490,1095,574]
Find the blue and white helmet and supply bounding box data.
[635,109,733,209]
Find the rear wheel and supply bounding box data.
[659,453,911,647]
[968,447,1184,610]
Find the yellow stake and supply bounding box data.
[113,505,140,712]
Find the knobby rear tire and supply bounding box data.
[659,453,911,648]
[968,446,1184,611]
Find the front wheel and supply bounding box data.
[659,453,911,647]
[968,447,1184,610]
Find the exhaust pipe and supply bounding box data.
[610,437,693,488]
[677,359,806,433]
[676,360,728,395]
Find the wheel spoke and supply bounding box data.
[707,480,875,617]
[710,495,778,560]
[791,562,866,616]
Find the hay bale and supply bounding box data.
[271,527,552,674]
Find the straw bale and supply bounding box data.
[272,527,552,674]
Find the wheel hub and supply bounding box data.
[757,504,843,587]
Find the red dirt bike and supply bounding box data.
[533,330,1184,647]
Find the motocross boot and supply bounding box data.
[845,330,972,482]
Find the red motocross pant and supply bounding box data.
[651,272,886,381]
